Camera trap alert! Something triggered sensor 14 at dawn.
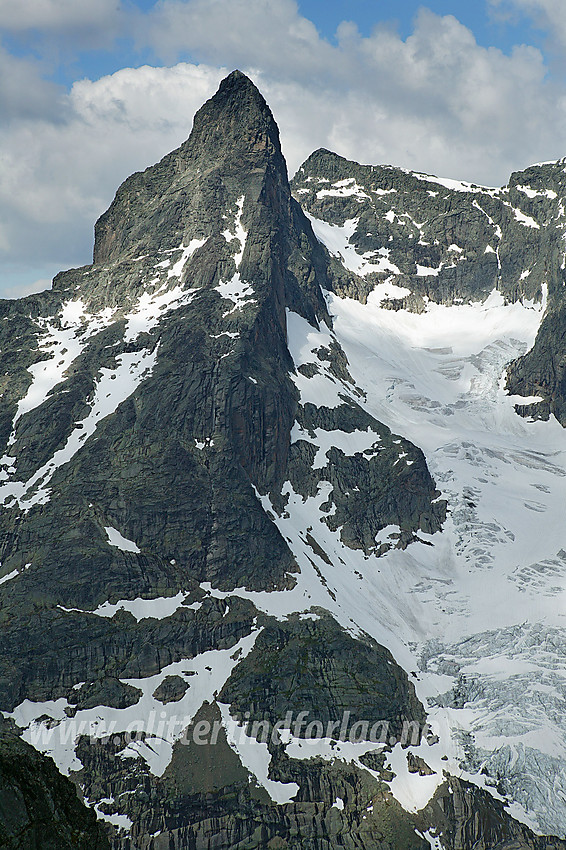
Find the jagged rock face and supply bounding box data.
[292,148,566,308]
[0,71,563,850]
[419,778,566,850]
[290,144,566,840]
[94,71,287,267]
[506,299,566,423]
[218,613,426,740]
[0,726,110,849]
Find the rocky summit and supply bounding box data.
[0,70,565,849]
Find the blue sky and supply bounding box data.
[302,0,537,52]
[0,0,565,297]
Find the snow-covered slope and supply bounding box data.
[185,280,565,834]
[325,286,566,834]
[287,166,566,833]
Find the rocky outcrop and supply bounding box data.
[219,612,426,740]
[288,401,445,553]
[0,726,110,849]
[505,299,566,423]
[421,777,566,850]
[292,149,563,308]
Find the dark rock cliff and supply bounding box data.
[0,726,110,849]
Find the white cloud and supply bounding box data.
[2,2,566,297]
[138,0,332,77]
[131,3,564,183]
[257,9,563,186]
[0,46,63,124]
[0,62,223,286]
[489,0,566,49]
[0,0,123,33]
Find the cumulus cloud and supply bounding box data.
[489,0,566,49]
[0,62,223,289]
[0,0,124,41]
[2,0,566,296]
[133,2,565,183]
[138,0,334,80]
[0,45,64,125]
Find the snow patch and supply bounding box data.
[223,196,247,268]
[104,526,140,554]
[94,592,193,622]
[305,213,400,276]
[371,281,412,303]
[286,310,353,409]
[0,569,19,586]
[216,273,255,315]
[0,348,158,511]
[515,185,557,200]
[412,172,499,195]
[291,423,381,469]
[124,281,198,342]
[316,179,371,201]
[385,745,443,812]
[219,704,300,804]
[8,300,116,440]
[510,207,540,229]
[6,631,260,779]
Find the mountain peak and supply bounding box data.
[186,69,283,169]
[218,68,258,92]
[92,70,286,266]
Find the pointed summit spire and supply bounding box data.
[183,69,285,176]
[92,71,288,265]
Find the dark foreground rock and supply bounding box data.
[0,727,110,850]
